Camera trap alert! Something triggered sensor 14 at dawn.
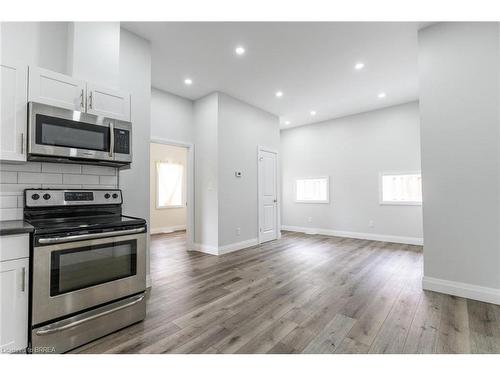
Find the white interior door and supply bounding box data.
[258,148,278,243]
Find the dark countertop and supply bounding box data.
[0,220,34,236]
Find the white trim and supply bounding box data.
[423,276,500,305]
[150,225,186,235]
[218,238,259,255]
[281,225,423,246]
[146,274,152,289]
[191,243,219,255]
[192,238,259,256]
[150,138,195,250]
[294,176,331,204]
[379,171,423,206]
[257,146,280,244]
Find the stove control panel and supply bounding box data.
[25,189,123,207]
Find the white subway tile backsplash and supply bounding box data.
[0,162,119,220]
[0,208,23,221]
[0,171,17,183]
[82,185,116,189]
[41,184,83,189]
[19,172,62,184]
[42,163,82,174]
[82,165,117,176]
[99,175,118,186]
[1,183,41,194]
[0,162,41,172]
[0,196,18,209]
[63,174,99,185]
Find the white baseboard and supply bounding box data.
[192,242,219,255]
[150,225,186,235]
[192,238,259,256]
[281,225,423,246]
[423,276,500,305]
[218,238,259,255]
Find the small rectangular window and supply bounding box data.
[295,177,329,203]
[156,161,184,208]
[380,172,422,205]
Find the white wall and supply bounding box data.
[281,102,423,244]
[151,88,193,144]
[218,93,280,246]
[1,22,68,73]
[67,22,120,90]
[419,23,500,302]
[149,143,187,233]
[193,93,219,249]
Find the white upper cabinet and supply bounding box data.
[86,84,131,121]
[28,66,86,112]
[0,61,28,162]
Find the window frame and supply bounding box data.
[379,171,422,206]
[294,176,331,204]
[156,161,185,209]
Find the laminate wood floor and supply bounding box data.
[73,231,500,354]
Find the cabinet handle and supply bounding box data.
[80,89,84,109]
[89,91,93,109]
[21,267,26,292]
[20,133,24,154]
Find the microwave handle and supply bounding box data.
[109,122,114,157]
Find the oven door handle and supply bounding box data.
[38,227,145,244]
[34,294,145,336]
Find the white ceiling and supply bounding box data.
[122,22,419,129]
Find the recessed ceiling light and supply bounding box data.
[354,62,365,70]
[235,46,245,55]
[184,78,192,85]
[378,92,386,99]
[284,120,291,125]
[310,110,317,116]
[275,91,283,98]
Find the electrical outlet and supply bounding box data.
[368,220,374,228]
[307,217,313,223]
[236,227,241,236]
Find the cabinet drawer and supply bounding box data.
[0,234,29,262]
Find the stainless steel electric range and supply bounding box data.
[24,189,147,354]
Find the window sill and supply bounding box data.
[156,205,185,209]
[379,201,422,206]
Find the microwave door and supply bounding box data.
[28,103,114,162]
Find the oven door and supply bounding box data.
[28,102,114,162]
[32,231,146,326]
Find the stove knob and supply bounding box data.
[104,193,111,199]
[31,193,40,200]
[43,193,51,200]
[112,193,118,199]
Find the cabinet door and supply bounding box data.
[0,258,29,354]
[28,66,86,111]
[0,61,28,162]
[86,84,131,121]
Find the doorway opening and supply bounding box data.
[149,139,194,250]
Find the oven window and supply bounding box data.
[50,240,137,296]
[36,114,109,152]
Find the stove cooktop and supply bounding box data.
[26,214,146,236]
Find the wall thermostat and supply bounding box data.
[235,171,242,177]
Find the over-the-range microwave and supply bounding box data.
[28,102,132,167]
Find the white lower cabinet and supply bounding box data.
[0,234,29,354]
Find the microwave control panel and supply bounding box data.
[114,128,130,154]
